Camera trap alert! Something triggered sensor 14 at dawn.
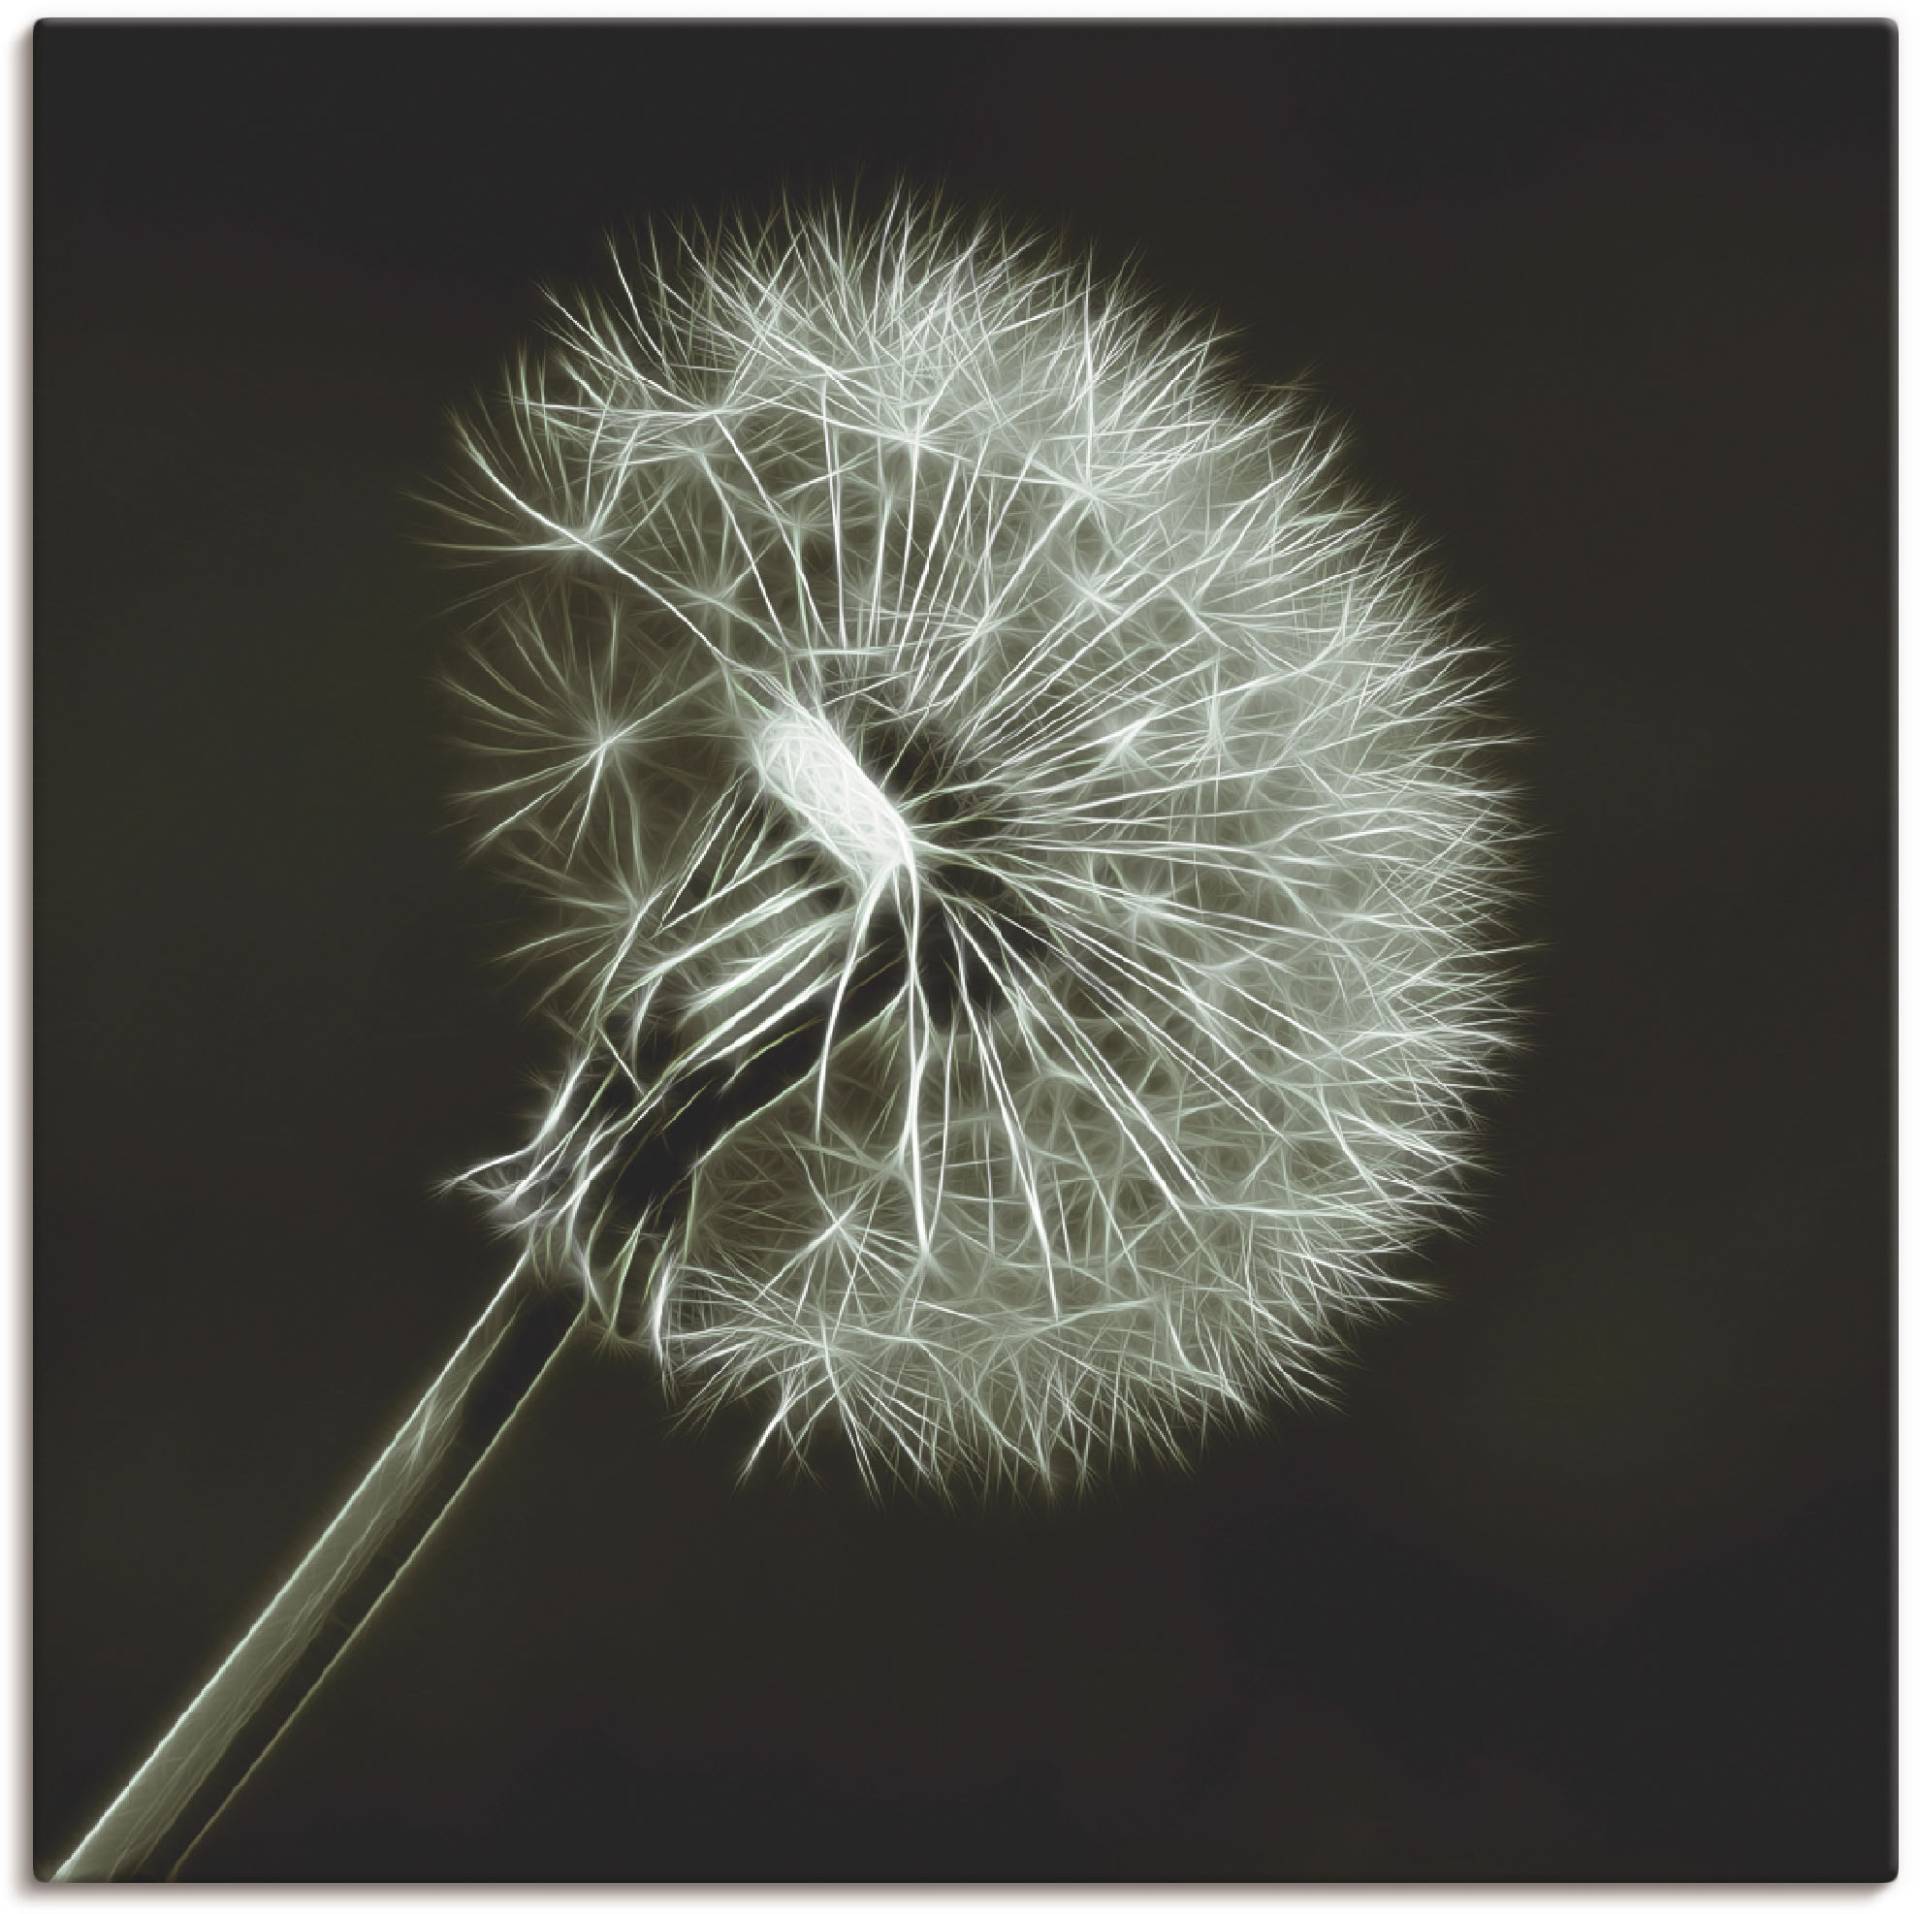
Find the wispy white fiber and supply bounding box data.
[442,190,1520,1493]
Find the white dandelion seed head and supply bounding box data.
[442,190,1520,1494]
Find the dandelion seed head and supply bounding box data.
[444,190,1520,1493]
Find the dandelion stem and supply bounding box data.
[57,918,915,1881]
[53,1265,584,1882]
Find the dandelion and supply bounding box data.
[55,191,1518,1879]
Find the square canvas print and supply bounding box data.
[34,20,1892,1883]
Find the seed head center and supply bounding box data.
[752,705,914,889]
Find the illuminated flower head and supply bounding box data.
[444,190,1518,1493]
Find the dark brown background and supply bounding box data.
[35,23,1892,1881]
